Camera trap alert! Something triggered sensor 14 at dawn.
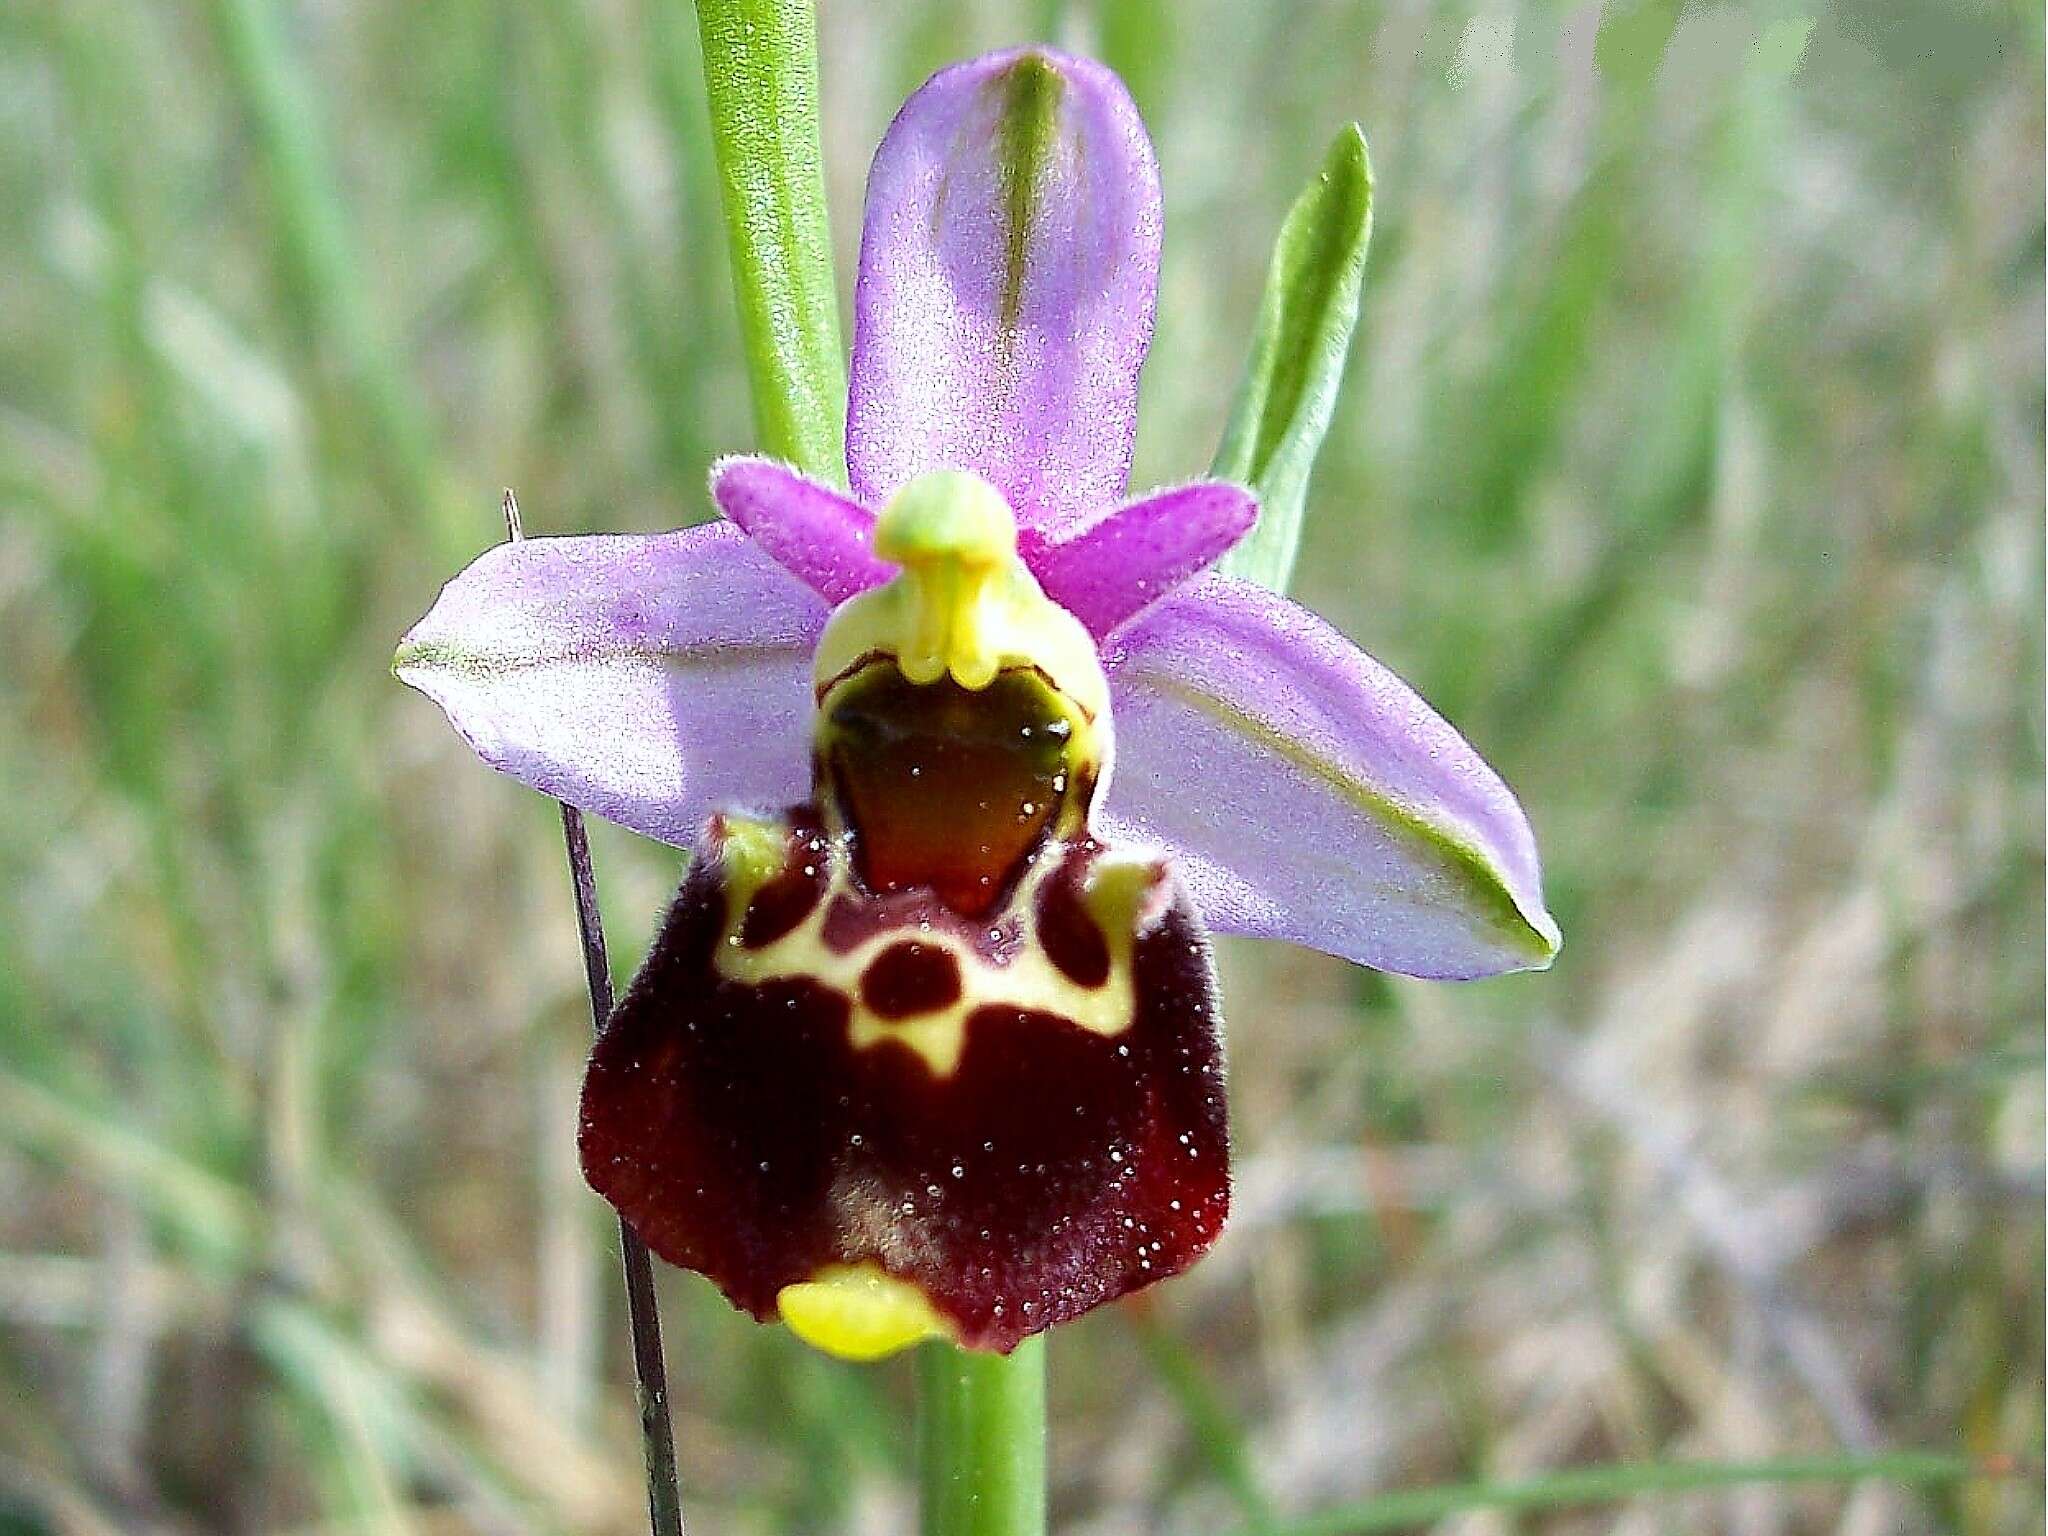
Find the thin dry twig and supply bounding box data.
[503,489,685,1536]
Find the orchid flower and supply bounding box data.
[396,47,1557,1359]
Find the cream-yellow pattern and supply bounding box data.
[712,816,1164,1077]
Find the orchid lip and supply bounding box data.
[815,657,1099,920]
[578,805,1229,1355]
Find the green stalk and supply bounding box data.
[917,1336,1047,1536]
[692,0,848,480]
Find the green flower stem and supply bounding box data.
[917,1336,1047,1536]
[1228,1451,1999,1536]
[693,0,848,481]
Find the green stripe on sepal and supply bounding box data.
[994,54,1064,337]
[1213,125,1374,593]
[1143,668,1559,971]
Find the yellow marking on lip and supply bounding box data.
[715,813,796,898]
[778,1263,953,1361]
[712,815,1162,1076]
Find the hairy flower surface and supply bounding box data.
[397,47,1557,1356]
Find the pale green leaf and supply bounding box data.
[1213,124,1374,593]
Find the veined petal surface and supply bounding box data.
[711,456,893,604]
[846,47,1162,532]
[1026,481,1257,638]
[1099,576,1559,979]
[395,525,824,846]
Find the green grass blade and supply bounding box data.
[209,0,461,557]
[1129,1312,1275,1530]
[0,1069,257,1269]
[1232,1451,1996,1536]
[691,0,848,482]
[1214,124,1373,593]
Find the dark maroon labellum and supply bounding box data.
[578,825,1229,1353]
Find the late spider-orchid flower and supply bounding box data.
[395,47,1556,1358]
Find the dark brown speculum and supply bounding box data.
[819,662,1080,917]
[578,657,1229,1353]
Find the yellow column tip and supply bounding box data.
[872,471,1017,567]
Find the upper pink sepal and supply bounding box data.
[845,47,1163,531]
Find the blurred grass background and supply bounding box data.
[1,0,2041,1531]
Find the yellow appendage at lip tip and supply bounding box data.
[777,1264,955,1361]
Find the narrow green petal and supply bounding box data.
[1213,125,1374,592]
